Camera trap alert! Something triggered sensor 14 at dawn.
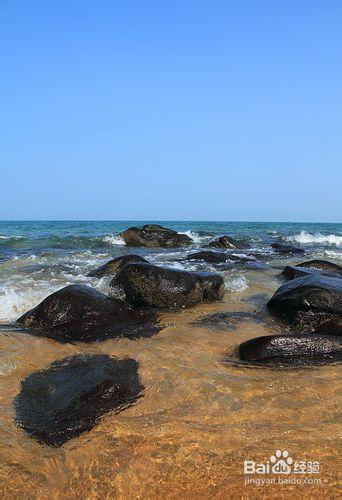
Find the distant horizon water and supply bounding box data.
[1,219,341,224]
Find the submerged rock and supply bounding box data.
[239,334,341,364]
[271,243,305,254]
[206,235,249,250]
[120,224,192,247]
[281,265,340,281]
[88,254,148,278]
[15,355,143,447]
[297,259,342,273]
[267,276,342,332]
[17,284,160,342]
[187,250,251,264]
[111,262,224,308]
[195,311,264,331]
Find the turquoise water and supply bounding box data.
[0,220,341,323]
[1,220,341,257]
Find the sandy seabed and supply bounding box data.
[0,265,340,499]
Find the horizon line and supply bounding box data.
[0,219,341,224]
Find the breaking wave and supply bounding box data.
[102,234,125,245]
[179,230,212,244]
[224,275,249,292]
[285,231,342,246]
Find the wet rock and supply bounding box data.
[17,284,160,342]
[15,355,143,447]
[281,265,340,280]
[239,334,341,364]
[111,262,224,308]
[120,224,192,247]
[88,254,148,278]
[297,259,342,273]
[267,276,342,332]
[196,272,225,301]
[271,243,305,254]
[313,319,342,336]
[187,250,251,264]
[206,235,250,250]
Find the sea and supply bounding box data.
[0,220,341,497]
[0,220,341,323]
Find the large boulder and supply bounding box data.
[239,334,341,365]
[297,259,342,273]
[88,254,148,278]
[17,284,159,342]
[15,355,143,447]
[120,224,192,247]
[271,243,305,254]
[267,276,342,332]
[206,235,249,250]
[281,265,340,281]
[111,262,224,308]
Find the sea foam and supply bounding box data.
[102,234,125,246]
[179,230,211,244]
[0,285,58,322]
[224,275,249,292]
[285,231,342,246]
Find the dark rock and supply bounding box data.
[111,262,224,308]
[120,224,192,248]
[187,250,251,264]
[196,272,225,301]
[267,276,342,332]
[88,254,148,278]
[206,235,250,250]
[239,334,341,364]
[313,319,342,336]
[281,265,340,281]
[15,355,143,447]
[271,243,305,254]
[17,284,160,342]
[297,259,342,273]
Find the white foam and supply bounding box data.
[322,250,342,260]
[102,234,125,245]
[0,284,60,322]
[285,231,342,246]
[225,275,249,292]
[179,231,208,244]
[0,235,24,240]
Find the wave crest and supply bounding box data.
[179,230,212,244]
[285,231,342,247]
[102,234,125,246]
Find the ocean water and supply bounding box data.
[0,220,341,322]
[0,220,341,497]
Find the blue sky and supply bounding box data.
[1,1,341,221]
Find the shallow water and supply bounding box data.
[0,221,341,497]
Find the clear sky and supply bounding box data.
[1,1,341,222]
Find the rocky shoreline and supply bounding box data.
[5,224,342,447]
